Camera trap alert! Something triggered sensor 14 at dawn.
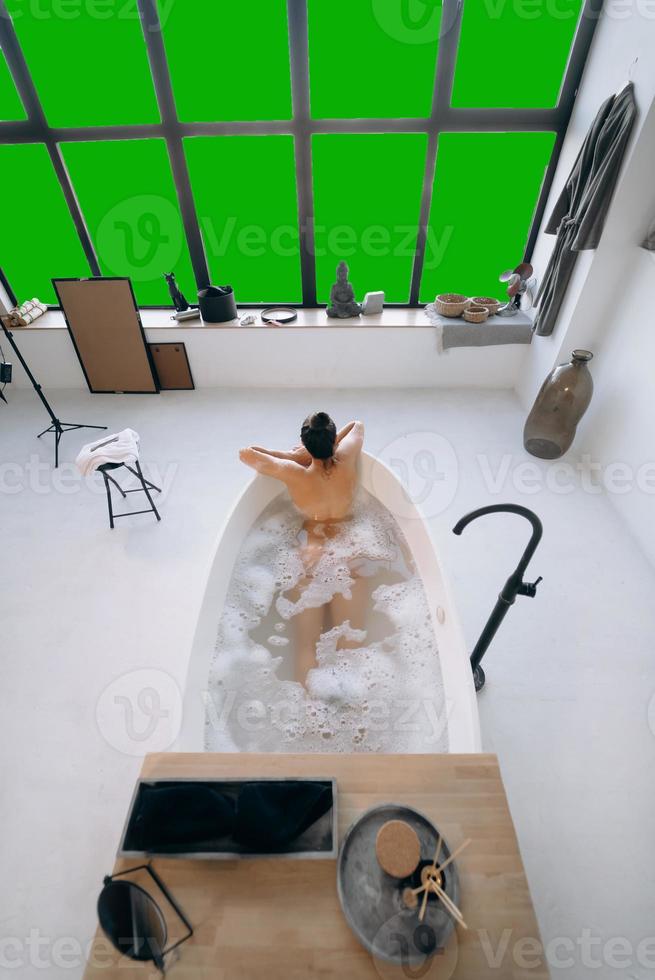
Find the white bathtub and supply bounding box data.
[178,452,481,753]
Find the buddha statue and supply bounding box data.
[326,261,362,318]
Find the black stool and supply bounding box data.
[98,460,161,530]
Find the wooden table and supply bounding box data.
[84,753,549,979]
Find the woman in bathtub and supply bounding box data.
[239,414,366,682]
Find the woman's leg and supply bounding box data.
[293,601,327,682]
[328,571,370,649]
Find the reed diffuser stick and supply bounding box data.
[434,838,471,875]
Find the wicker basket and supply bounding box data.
[434,293,470,317]
[463,303,490,323]
[471,296,502,316]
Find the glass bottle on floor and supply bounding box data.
[523,349,594,459]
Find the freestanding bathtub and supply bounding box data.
[178,452,481,753]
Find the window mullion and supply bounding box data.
[410,0,463,305]
[287,0,317,307]
[136,0,210,291]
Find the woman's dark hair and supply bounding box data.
[300,412,337,463]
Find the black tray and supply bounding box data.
[118,777,337,860]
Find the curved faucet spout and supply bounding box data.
[453,503,543,587]
[452,504,544,691]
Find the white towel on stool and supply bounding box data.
[76,428,140,477]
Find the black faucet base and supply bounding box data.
[473,664,486,692]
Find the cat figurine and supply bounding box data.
[164,272,190,312]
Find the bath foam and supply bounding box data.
[205,490,448,753]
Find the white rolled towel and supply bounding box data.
[76,428,140,477]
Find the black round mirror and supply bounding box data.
[98,879,167,968]
[261,306,298,324]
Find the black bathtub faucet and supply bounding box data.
[452,504,543,692]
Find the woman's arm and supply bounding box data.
[250,444,311,465]
[335,422,356,445]
[336,420,365,459]
[239,447,304,480]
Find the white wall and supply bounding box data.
[519,0,655,564]
[8,325,526,390]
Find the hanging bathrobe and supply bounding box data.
[534,82,637,337]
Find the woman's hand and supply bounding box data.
[288,444,312,466]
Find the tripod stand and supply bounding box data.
[0,318,106,468]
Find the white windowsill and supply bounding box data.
[7,306,534,339]
[7,307,429,330]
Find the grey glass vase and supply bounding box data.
[523,350,594,459]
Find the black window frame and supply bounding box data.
[0,0,602,310]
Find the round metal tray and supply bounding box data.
[337,803,459,966]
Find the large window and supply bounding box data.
[0,0,599,308]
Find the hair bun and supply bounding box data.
[310,412,331,430]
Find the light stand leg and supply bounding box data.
[0,320,107,467]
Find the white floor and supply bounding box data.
[2,386,654,978]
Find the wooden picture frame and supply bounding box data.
[148,341,195,390]
[52,277,159,394]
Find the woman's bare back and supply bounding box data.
[285,453,358,521]
[239,420,365,521]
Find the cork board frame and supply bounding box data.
[52,277,159,394]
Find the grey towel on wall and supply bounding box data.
[534,82,637,337]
